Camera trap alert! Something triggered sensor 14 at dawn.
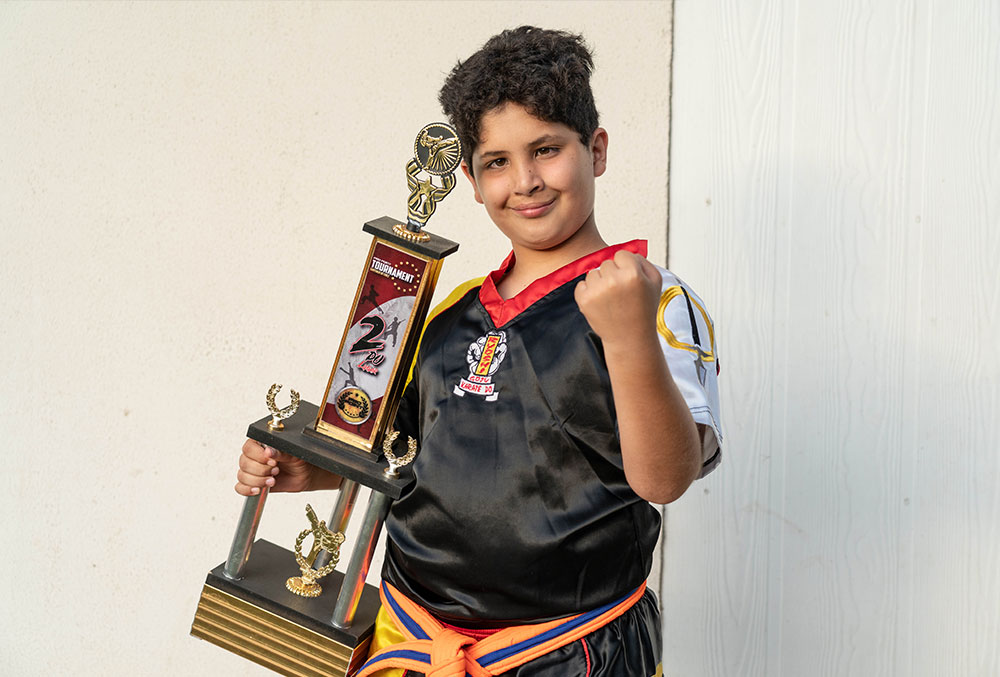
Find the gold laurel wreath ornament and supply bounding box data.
[285,505,346,598]
[266,383,300,431]
[382,429,418,478]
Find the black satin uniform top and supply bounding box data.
[382,241,661,624]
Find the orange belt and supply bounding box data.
[356,581,646,677]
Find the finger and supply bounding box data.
[267,447,300,465]
[636,255,661,282]
[256,443,301,466]
[236,469,273,489]
[239,453,276,477]
[241,438,270,464]
[234,480,265,496]
[615,250,649,276]
[613,249,636,267]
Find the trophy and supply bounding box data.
[191,123,461,676]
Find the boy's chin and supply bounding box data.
[518,222,600,253]
[509,233,570,252]
[514,235,585,254]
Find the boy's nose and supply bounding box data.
[513,163,543,195]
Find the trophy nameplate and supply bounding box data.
[192,123,461,677]
[310,220,452,453]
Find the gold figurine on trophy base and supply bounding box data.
[286,504,346,598]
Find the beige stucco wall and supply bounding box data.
[1,3,672,674]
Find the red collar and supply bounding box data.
[478,240,648,327]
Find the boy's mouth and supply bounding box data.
[511,198,555,218]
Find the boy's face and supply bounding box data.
[461,103,607,254]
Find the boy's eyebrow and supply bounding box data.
[477,133,573,160]
[526,133,567,147]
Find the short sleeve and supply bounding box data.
[654,268,723,478]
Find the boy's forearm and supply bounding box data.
[572,250,703,502]
[603,332,702,504]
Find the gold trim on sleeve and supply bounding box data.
[656,286,715,362]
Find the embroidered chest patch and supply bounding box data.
[453,330,507,401]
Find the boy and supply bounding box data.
[236,26,721,676]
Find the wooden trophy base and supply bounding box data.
[192,539,381,677]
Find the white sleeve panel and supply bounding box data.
[655,267,723,478]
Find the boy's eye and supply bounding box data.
[486,157,508,169]
[536,146,558,157]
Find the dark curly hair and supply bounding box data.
[438,26,599,171]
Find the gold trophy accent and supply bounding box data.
[382,429,418,479]
[285,504,346,598]
[266,383,301,431]
[398,122,462,242]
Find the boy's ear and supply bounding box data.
[590,127,608,178]
[460,161,484,204]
